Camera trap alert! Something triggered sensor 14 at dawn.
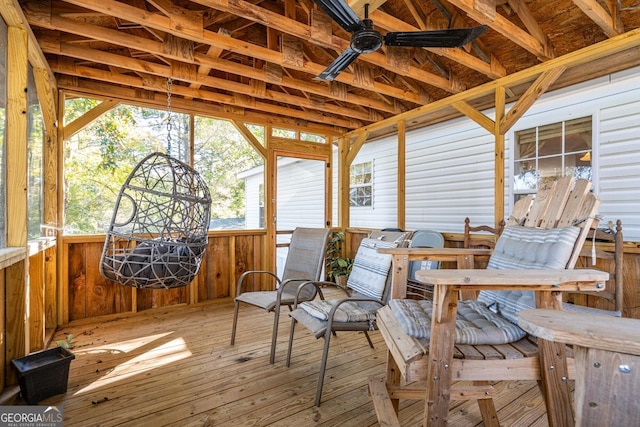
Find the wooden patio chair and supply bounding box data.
[285,229,411,406]
[463,217,505,250]
[368,177,610,427]
[230,227,331,364]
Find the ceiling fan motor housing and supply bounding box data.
[350,18,383,53]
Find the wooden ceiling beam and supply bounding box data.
[506,0,555,59]
[23,7,403,114]
[56,75,344,135]
[370,10,506,79]
[39,39,376,124]
[186,0,466,93]
[57,0,427,103]
[572,0,623,37]
[446,0,556,60]
[50,61,361,129]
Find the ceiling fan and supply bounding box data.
[312,0,488,81]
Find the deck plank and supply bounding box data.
[36,298,554,426]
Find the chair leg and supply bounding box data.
[474,381,499,427]
[286,317,297,367]
[231,300,240,345]
[315,328,333,407]
[270,304,281,364]
[363,331,374,349]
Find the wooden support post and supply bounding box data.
[6,25,30,380]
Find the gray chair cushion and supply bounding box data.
[477,224,581,324]
[389,299,526,345]
[300,300,377,322]
[346,238,397,300]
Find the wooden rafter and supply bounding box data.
[572,0,623,37]
[55,0,435,104]
[56,75,344,135]
[185,0,467,93]
[447,0,556,60]
[371,9,507,79]
[23,7,404,115]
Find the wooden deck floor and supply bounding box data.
[39,298,553,426]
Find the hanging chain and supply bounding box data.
[166,77,173,154]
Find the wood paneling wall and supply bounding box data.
[62,232,267,322]
[58,229,640,324]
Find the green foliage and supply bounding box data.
[56,334,75,349]
[194,117,263,221]
[63,97,263,234]
[326,231,354,280]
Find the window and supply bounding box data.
[27,64,44,240]
[193,116,263,230]
[272,127,296,139]
[350,161,373,207]
[64,99,189,234]
[513,116,592,200]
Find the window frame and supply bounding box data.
[349,160,373,208]
[508,112,598,212]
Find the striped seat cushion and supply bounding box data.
[477,224,581,325]
[389,299,526,344]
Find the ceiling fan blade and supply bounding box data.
[384,25,488,48]
[315,48,361,81]
[310,0,364,33]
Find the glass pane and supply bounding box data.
[565,117,592,153]
[193,117,263,230]
[64,103,189,234]
[513,160,538,191]
[272,127,296,139]
[538,156,563,187]
[27,64,44,240]
[300,132,326,143]
[537,122,563,156]
[514,128,536,160]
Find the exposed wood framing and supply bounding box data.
[572,0,623,37]
[6,25,30,379]
[63,99,119,140]
[448,0,556,60]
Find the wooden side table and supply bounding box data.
[519,309,640,427]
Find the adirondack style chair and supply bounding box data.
[285,229,412,406]
[368,177,610,427]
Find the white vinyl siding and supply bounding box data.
[242,65,640,240]
[405,118,495,232]
[275,158,326,230]
[598,97,640,238]
[349,136,399,229]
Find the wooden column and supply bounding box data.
[494,87,506,229]
[6,25,29,378]
[397,120,406,231]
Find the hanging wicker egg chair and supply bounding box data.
[100,152,212,290]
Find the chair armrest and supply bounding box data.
[291,281,349,307]
[325,297,385,329]
[413,269,609,291]
[236,270,280,297]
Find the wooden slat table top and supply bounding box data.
[519,309,640,356]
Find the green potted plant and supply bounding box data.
[326,231,354,287]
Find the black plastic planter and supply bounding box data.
[11,347,75,404]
